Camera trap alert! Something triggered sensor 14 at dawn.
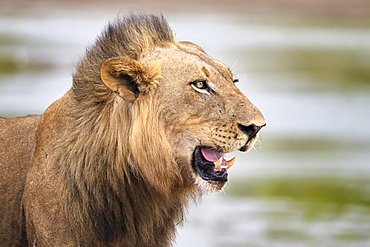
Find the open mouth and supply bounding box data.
[192,146,237,182]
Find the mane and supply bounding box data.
[72,12,176,104]
[56,13,196,246]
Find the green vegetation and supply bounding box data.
[227,176,370,219]
[261,136,370,153]
[0,57,19,74]
[0,35,53,75]
[0,56,52,75]
[266,228,311,241]
[336,231,370,242]
[240,48,370,91]
[0,35,22,47]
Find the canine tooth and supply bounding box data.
[226,157,237,169]
[214,157,222,169]
[221,165,228,169]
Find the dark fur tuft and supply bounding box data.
[72,13,176,104]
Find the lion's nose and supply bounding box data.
[238,123,265,140]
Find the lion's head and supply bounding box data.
[69,13,265,196]
[122,44,266,192]
[40,13,268,245]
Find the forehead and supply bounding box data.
[142,45,235,82]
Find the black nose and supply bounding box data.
[238,123,264,139]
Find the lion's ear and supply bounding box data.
[101,57,161,102]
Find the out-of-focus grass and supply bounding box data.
[0,35,22,47]
[0,56,53,75]
[0,35,21,74]
[336,231,370,242]
[241,48,370,91]
[0,57,19,74]
[227,176,370,219]
[261,136,370,153]
[266,228,311,242]
[0,35,53,75]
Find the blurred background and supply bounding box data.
[1,0,370,246]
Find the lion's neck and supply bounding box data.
[93,175,188,246]
[61,160,191,246]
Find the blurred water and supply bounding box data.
[1,8,370,247]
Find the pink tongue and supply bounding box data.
[200,147,224,162]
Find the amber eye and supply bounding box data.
[190,80,211,95]
[192,80,208,89]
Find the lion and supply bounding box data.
[0,13,265,246]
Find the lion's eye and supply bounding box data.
[190,80,211,95]
[192,80,208,90]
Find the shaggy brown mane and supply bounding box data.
[56,14,194,246]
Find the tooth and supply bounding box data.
[213,157,222,169]
[221,165,228,169]
[226,157,237,169]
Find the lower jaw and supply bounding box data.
[193,174,228,192]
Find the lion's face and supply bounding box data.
[100,42,265,192]
[140,44,266,191]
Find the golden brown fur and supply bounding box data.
[0,115,40,246]
[0,13,265,246]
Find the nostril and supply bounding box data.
[238,124,263,138]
